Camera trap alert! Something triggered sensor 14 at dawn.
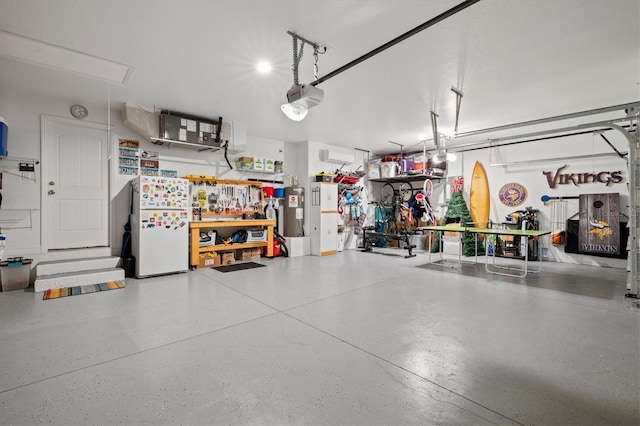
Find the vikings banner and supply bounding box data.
[578,193,621,255]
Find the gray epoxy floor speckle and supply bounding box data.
[0,250,638,425]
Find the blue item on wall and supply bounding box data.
[0,118,8,157]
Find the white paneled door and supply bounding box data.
[42,116,109,250]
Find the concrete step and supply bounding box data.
[36,256,121,276]
[34,268,125,292]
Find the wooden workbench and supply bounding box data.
[189,219,276,268]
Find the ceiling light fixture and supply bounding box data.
[281,31,326,121]
[256,61,272,73]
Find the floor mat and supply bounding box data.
[212,262,266,273]
[43,281,125,300]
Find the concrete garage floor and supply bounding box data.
[0,250,638,425]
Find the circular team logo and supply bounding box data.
[499,183,527,207]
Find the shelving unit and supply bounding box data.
[366,156,446,255]
[189,219,275,268]
[368,174,444,184]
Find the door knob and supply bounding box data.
[48,190,55,195]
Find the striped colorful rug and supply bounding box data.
[43,281,125,300]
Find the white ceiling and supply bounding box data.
[0,0,638,154]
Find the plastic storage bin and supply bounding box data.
[0,258,32,291]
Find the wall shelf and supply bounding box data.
[236,168,281,175]
[0,156,39,182]
[149,137,224,152]
[0,156,39,163]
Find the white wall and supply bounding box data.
[0,88,87,256]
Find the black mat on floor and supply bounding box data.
[416,262,620,300]
[212,262,266,273]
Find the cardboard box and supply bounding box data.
[236,156,253,171]
[264,158,275,172]
[367,159,381,179]
[198,253,220,268]
[253,157,265,171]
[221,252,235,265]
[315,174,333,182]
[241,248,261,261]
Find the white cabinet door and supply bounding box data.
[320,213,338,254]
[310,182,338,256]
[320,183,337,212]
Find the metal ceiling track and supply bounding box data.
[309,0,481,86]
[489,152,624,167]
[441,102,640,152]
[455,101,640,138]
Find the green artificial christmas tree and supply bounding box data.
[431,177,485,256]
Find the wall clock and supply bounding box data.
[70,104,88,120]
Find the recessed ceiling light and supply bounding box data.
[256,61,272,73]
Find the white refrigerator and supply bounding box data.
[131,176,190,278]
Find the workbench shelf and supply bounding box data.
[189,219,276,269]
[198,242,270,252]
